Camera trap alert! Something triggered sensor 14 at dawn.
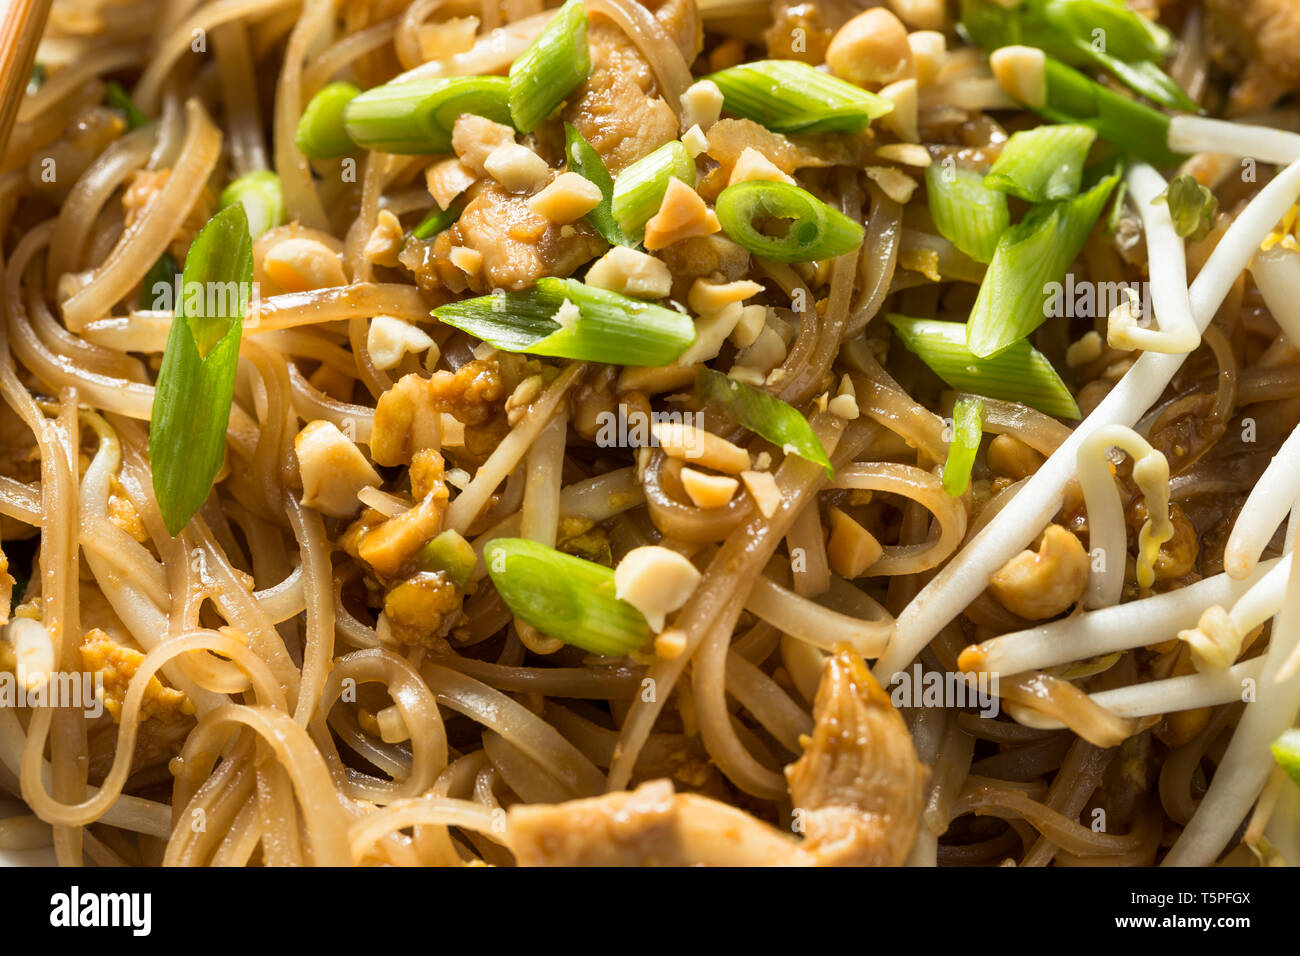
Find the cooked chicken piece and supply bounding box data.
[563,0,702,173]
[763,0,864,65]
[1205,0,1300,114]
[508,649,926,866]
[444,183,606,291]
[785,649,926,865]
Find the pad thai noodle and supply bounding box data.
[1,0,1299,866]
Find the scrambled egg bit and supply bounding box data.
[79,628,194,723]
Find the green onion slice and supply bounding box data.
[611,140,695,240]
[485,538,650,656]
[433,277,695,366]
[706,59,893,134]
[925,162,1009,264]
[27,64,45,94]
[1152,173,1218,241]
[296,81,361,159]
[344,76,513,155]
[942,397,983,497]
[410,204,462,241]
[219,170,285,239]
[1033,55,1184,168]
[140,252,178,311]
[985,123,1097,202]
[696,368,832,476]
[149,204,254,536]
[965,170,1119,358]
[414,529,477,589]
[564,123,629,247]
[715,179,864,263]
[1272,730,1300,787]
[105,81,148,130]
[961,0,1195,111]
[889,314,1080,419]
[508,0,590,134]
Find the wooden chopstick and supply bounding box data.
[0,0,55,159]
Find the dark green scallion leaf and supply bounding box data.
[564,123,630,247]
[696,368,832,476]
[105,81,148,130]
[410,204,462,241]
[139,252,179,310]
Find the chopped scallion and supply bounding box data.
[139,252,178,311]
[1272,730,1300,787]
[707,59,892,134]
[985,123,1097,202]
[925,162,1009,264]
[888,314,1079,419]
[485,538,650,656]
[715,180,864,263]
[610,141,695,239]
[296,81,361,159]
[27,64,44,94]
[564,123,629,246]
[965,170,1119,358]
[218,170,285,239]
[433,277,695,366]
[696,368,832,476]
[414,530,477,589]
[508,0,590,133]
[149,204,255,535]
[410,204,462,241]
[344,76,513,155]
[105,81,148,130]
[942,397,983,497]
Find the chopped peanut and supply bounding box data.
[986,434,1043,480]
[734,324,787,375]
[426,157,478,210]
[585,246,673,299]
[680,79,724,131]
[484,143,551,192]
[681,124,709,158]
[826,9,915,87]
[680,467,740,509]
[451,114,517,175]
[652,421,751,474]
[614,545,702,632]
[865,165,918,203]
[886,0,946,30]
[827,507,882,577]
[878,79,920,143]
[874,143,930,167]
[728,147,797,187]
[363,209,405,268]
[675,301,745,365]
[688,278,764,315]
[262,237,347,292]
[528,171,602,223]
[643,179,720,251]
[741,469,782,518]
[990,46,1047,109]
[730,303,768,348]
[618,363,701,395]
[654,629,688,659]
[988,524,1089,620]
[448,245,484,276]
[294,420,381,518]
[367,316,436,371]
[908,31,947,85]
